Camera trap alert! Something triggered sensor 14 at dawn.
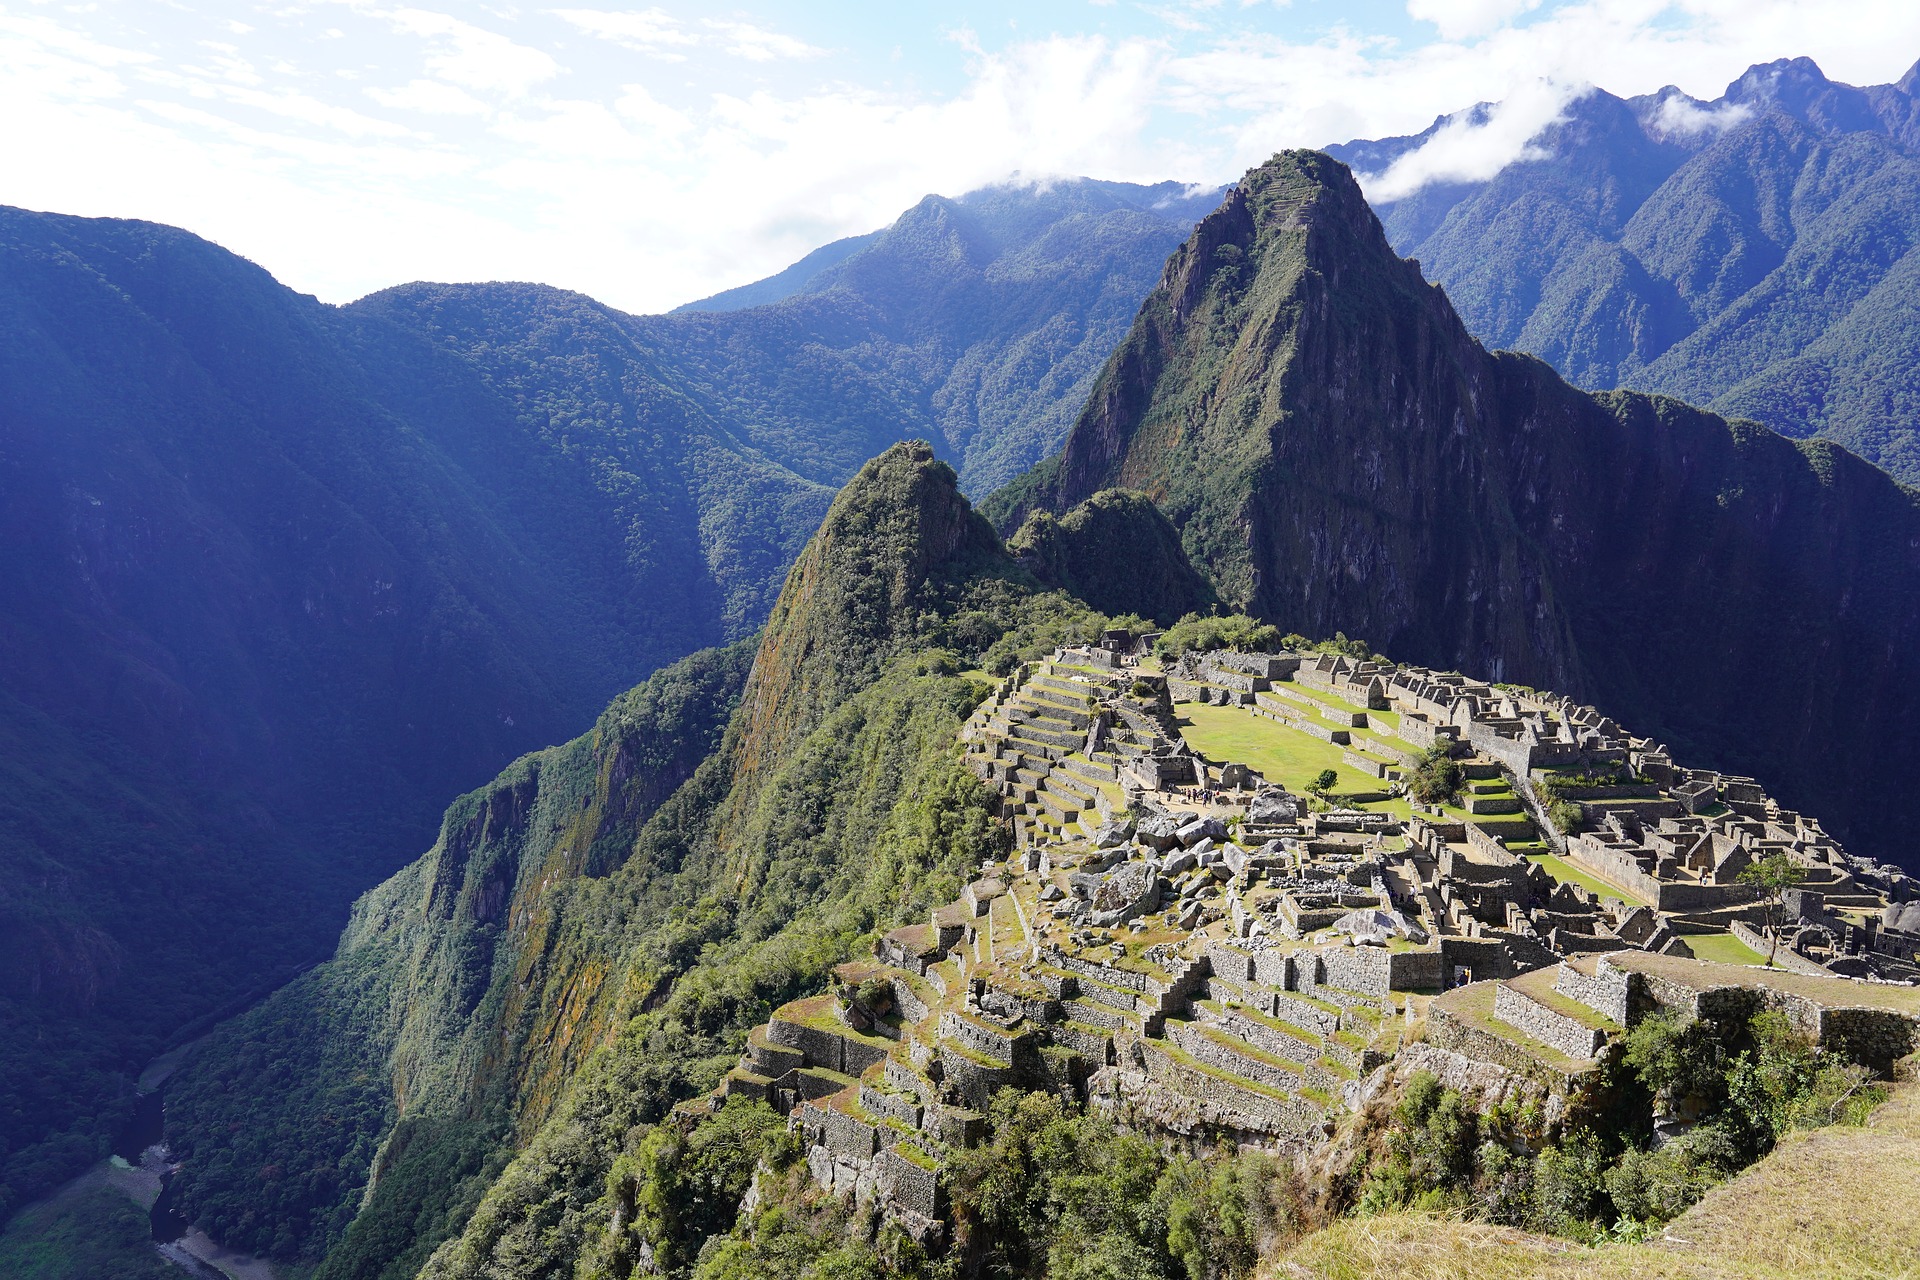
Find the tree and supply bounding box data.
[1308,769,1339,798]
[1738,852,1803,968]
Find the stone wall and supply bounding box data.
[1042,946,1153,992]
[1166,1021,1303,1091]
[1139,1042,1326,1136]
[1387,949,1447,992]
[890,977,932,1025]
[1492,984,1607,1059]
[875,1146,944,1219]
[1820,1008,1920,1075]
[939,1011,1025,1063]
[1553,964,1631,1026]
[1050,1021,1115,1062]
[938,1044,1016,1110]
[860,1083,923,1130]
[1266,990,1343,1038]
[1427,1004,1589,1095]
[1313,945,1395,998]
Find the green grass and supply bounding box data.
[1522,852,1651,905]
[1175,704,1396,804]
[1684,931,1769,967]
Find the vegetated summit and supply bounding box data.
[989,148,1920,874]
[0,174,1207,1218]
[1326,55,1920,484]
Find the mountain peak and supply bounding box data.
[732,440,1011,784]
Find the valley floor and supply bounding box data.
[1267,1075,1920,1279]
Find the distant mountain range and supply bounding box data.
[1327,56,1920,483]
[0,176,1209,1213]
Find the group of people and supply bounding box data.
[1176,786,1222,806]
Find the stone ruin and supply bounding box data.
[681,642,1920,1252]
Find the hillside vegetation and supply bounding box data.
[161,444,1113,1278]
[1328,56,1920,484]
[1269,1073,1920,1279]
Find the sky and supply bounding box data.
[5,0,1919,314]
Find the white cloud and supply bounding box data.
[555,9,821,63]
[703,19,824,63]
[552,8,696,57]
[386,9,558,97]
[1648,90,1752,138]
[1406,0,1540,41]
[1358,78,1578,202]
[367,78,491,116]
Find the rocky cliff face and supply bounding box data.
[995,150,1920,867]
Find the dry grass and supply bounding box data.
[1267,1078,1920,1279]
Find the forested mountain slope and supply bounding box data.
[1326,56,1920,482]
[990,150,1920,872]
[0,175,1198,1214]
[160,443,1106,1278]
[646,178,1222,493]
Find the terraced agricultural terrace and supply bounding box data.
[702,636,1920,1249]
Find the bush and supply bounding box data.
[1153,613,1278,660]
[1623,1012,1731,1120]
[1547,799,1584,834]
[1406,745,1463,806]
[1603,1126,1739,1223]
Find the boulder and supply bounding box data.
[1248,788,1301,824]
[1161,849,1197,876]
[1093,819,1135,849]
[1175,817,1225,847]
[1136,815,1182,851]
[1332,906,1427,945]
[1090,861,1160,928]
[1039,884,1065,903]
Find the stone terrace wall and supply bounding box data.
[1554,964,1631,1026]
[875,1147,944,1219]
[1493,985,1607,1059]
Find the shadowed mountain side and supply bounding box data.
[989,150,1920,869]
[161,442,1100,1277]
[1007,489,1217,625]
[0,205,834,1212]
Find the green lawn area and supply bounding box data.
[1176,704,1405,814]
[1686,931,1769,966]
[1523,851,1651,905]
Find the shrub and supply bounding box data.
[1406,744,1463,806]
[1603,1125,1739,1224]
[1547,799,1584,834]
[1153,613,1278,660]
